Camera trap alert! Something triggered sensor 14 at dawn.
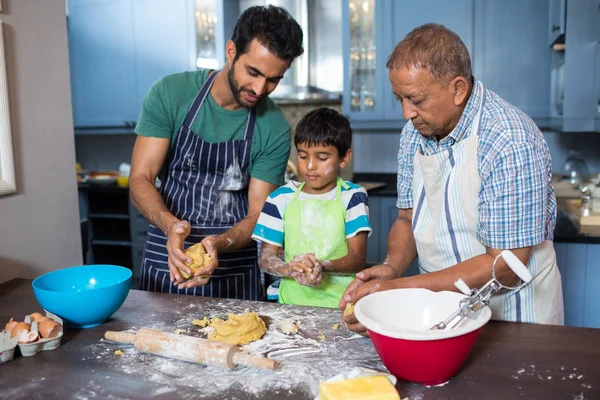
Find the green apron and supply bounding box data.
[279,177,355,308]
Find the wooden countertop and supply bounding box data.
[1,279,599,399]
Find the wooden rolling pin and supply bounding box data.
[105,328,279,370]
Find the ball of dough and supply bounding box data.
[179,243,213,280]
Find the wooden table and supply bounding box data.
[1,279,599,399]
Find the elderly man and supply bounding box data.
[341,23,563,334]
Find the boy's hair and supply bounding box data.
[231,6,304,63]
[294,107,352,158]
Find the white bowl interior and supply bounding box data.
[354,288,491,341]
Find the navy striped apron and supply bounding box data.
[140,71,262,300]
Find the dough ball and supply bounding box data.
[180,243,213,280]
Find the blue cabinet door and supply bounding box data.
[554,242,600,329]
[548,0,566,46]
[366,196,381,264]
[473,0,551,121]
[68,0,136,127]
[342,0,387,121]
[131,0,196,122]
[379,197,398,261]
[383,0,474,121]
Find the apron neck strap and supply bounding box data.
[293,177,347,200]
[182,70,257,138]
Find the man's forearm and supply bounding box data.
[384,215,418,277]
[129,176,178,235]
[213,213,259,253]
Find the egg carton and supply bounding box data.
[18,311,64,357]
[0,331,17,363]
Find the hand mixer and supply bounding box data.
[430,250,532,330]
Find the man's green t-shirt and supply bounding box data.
[135,69,291,186]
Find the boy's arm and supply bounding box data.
[258,243,291,277]
[259,243,322,286]
[319,232,368,273]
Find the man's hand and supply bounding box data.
[339,264,398,336]
[177,236,220,289]
[166,220,192,285]
[338,263,397,310]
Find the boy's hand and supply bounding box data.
[291,262,323,287]
[289,253,322,287]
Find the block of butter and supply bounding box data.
[318,376,400,400]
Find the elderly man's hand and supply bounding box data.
[339,264,398,336]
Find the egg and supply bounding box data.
[4,317,17,333]
[29,312,45,322]
[10,322,31,338]
[39,319,62,339]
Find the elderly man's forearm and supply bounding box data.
[383,217,417,277]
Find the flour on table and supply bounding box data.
[77,300,385,399]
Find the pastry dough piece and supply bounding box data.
[180,243,213,280]
[344,303,355,316]
[192,317,210,327]
[208,311,267,346]
[280,319,298,335]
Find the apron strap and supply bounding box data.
[292,181,305,200]
[181,69,219,130]
[292,177,347,201]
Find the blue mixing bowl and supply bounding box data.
[32,265,132,328]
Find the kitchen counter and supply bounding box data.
[1,279,599,399]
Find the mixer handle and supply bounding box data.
[498,250,532,284]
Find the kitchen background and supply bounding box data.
[0,1,598,327]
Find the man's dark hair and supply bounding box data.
[295,108,352,158]
[231,5,304,63]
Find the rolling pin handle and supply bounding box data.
[105,331,136,344]
[231,350,280,370]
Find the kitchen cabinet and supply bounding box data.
[343,0,556,129]
[472,0,551,122]
[367,194,420,276]
[382,0,474,121]
[548,0,566,46]
[342,0,384,121]
[68,0,196,128]
[68,0,136,128]
[78,186,149,286]
[555,242,600,329]
[550,0,600,132]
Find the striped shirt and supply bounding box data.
[397,80,556,249]
[252,180,372,247]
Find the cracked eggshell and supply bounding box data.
[4,317,17,333]
[10,322,31,338]
[39,319,61,339]
[18,311,63,357]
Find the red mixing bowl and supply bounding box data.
[354,288,491,386]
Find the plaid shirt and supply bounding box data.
[397,80,556,249]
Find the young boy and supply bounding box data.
[251,107,371,308]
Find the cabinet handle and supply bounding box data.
[552,24,561,32]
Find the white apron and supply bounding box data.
[411,83,564,325]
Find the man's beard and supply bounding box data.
[227,61,259,109]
